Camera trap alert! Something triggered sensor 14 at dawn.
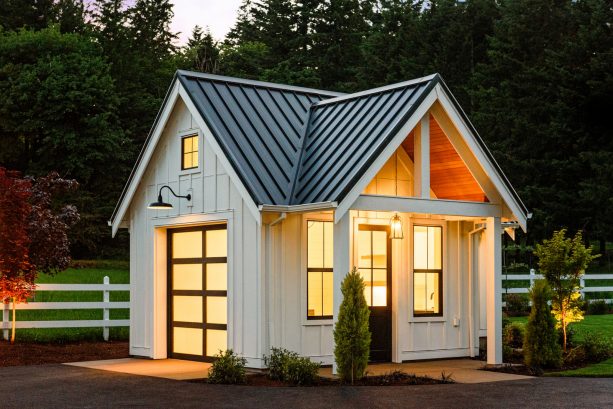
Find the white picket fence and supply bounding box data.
[503,269,613,303]
[2,276,130,341]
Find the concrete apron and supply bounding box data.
[67,358,531,384]
[319,359,533,384]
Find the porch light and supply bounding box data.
[390,213,403,239]
[148,185,191,210]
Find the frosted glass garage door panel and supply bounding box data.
[206,329,227,357]
[173,264,202,290]
[173,231,202,258]
[173,327,203,356]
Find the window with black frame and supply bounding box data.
[306,220,333,319]
[413,225,442,316]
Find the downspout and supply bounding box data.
[265,213,286,355]
[468,223,486,358]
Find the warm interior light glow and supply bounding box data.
[206,329,227,357]
[390,214,403,239]
[173,231,202,258]
[357,228,388,307]
[173,264,202,290]
[206,263,227,291]
[206,229,227,257]
[173,296,203,322]
[206,296,227,325]
[173,327,203,356]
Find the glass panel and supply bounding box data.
[206,329,227,357]
[358,268,372,306]
[429,226,442,270]
[322,271,333,316]
[206,228,227,258]
[173,327,203,356]
[173,264,202,290]
[307,221,324,268]
[206,263,227,291]
[372,269,387,307]
[307,271,322,317]
[206,296,227,325]
[323,221,333,269]
[414,272,426,313]
[173,231,202,259]
[356,230,371,268]
[372,230,387,268]
[173,296,203,323]
[413,226,428,269]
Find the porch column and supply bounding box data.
[485,216,502,364]
[413,113,430,198]
[332,211,351,374]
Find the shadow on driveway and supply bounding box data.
[2,364,612,408]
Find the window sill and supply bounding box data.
[302,318,334,326]
[409,316,446,323]
[179,167,200,177]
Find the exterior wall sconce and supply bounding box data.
[148,185,191,210]
[390,213,403,239]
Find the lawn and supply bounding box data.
[509,314,613,377]
[7,262,130,343]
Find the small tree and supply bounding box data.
[0,169,79,343]
[334,268,370,384]
[535,229,598,352]
[524,280,562,370]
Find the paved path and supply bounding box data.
[2,364,612,408]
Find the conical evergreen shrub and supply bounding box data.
[333,267,371,384]
[523,280,562,370]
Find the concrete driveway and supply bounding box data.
[2,364,612,408]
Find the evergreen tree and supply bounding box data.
[334,268,370,384]
[524,280,562,370]
[185,26,221,73]
[0,0,56,31]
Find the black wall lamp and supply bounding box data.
[148,185,191,210]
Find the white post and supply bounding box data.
[413,113,430,198]
[103,276,110,341]
[486,217,502,365]
[580,276,585,302]
[2,302,8,341]
[529,268,535,288]
[332,211,351,374]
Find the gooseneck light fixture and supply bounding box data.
[390,213,403,239]
[148,185,191,210]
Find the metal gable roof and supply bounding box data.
[177,71,343,205]
[290,75,437,205]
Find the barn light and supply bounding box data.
[148,185,191,210]
[390,213,403,239]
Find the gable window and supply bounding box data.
[413,225,442,316]
[182,135,199,170]
[307,220,333,319]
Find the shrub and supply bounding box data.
[264,347,297,381]
[285,356,320,386]
[503,322,525,349]
[207,349,247,384]
[334,268,370,384]
[587,300,609,315]
[505,294,529,316]
[580,332,612,363]
[523,281,562,369]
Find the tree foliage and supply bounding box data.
[523,280,562,370]
[334,268,370,384]
[535,229,598,351]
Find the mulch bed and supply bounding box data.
[0,340,129,367]
[191,371,453,387]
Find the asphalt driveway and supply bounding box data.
[2,364,612,408]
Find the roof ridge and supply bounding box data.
[176,70,345,97]
[313,73,439,107]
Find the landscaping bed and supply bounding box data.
[0,340,129,367]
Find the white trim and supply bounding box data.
[335,88,439,223]
[413,113,430,198]
[353,195,502,218]
[434,84,527,231]
[177,129,201,176]
[178,84,262,224]
[111,81,180,236]
[260,201,337,213]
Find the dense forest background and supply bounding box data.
[0,0,610,261]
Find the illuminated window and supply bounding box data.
[182,135,199,170]
[413,225,442,316]
[307,220,333,319]
[357,227,389,307]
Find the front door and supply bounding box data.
[356,224,392,362]
[168,224,228,361]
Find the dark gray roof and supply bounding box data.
[291,76,436,205]
[177,71,343,205]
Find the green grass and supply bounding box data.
[7,265,130,343]
[547,358,613,377]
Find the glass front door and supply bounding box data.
[356,224,392,362]
[168,225,227,361]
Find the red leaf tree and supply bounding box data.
[0,168,79,343]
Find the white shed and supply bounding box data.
[109,71,529,368]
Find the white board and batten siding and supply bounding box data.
[126,98,265,367]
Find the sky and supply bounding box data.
[170,0,243,45]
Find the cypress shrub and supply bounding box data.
[333,267,370,384]
[523,281,562,370]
